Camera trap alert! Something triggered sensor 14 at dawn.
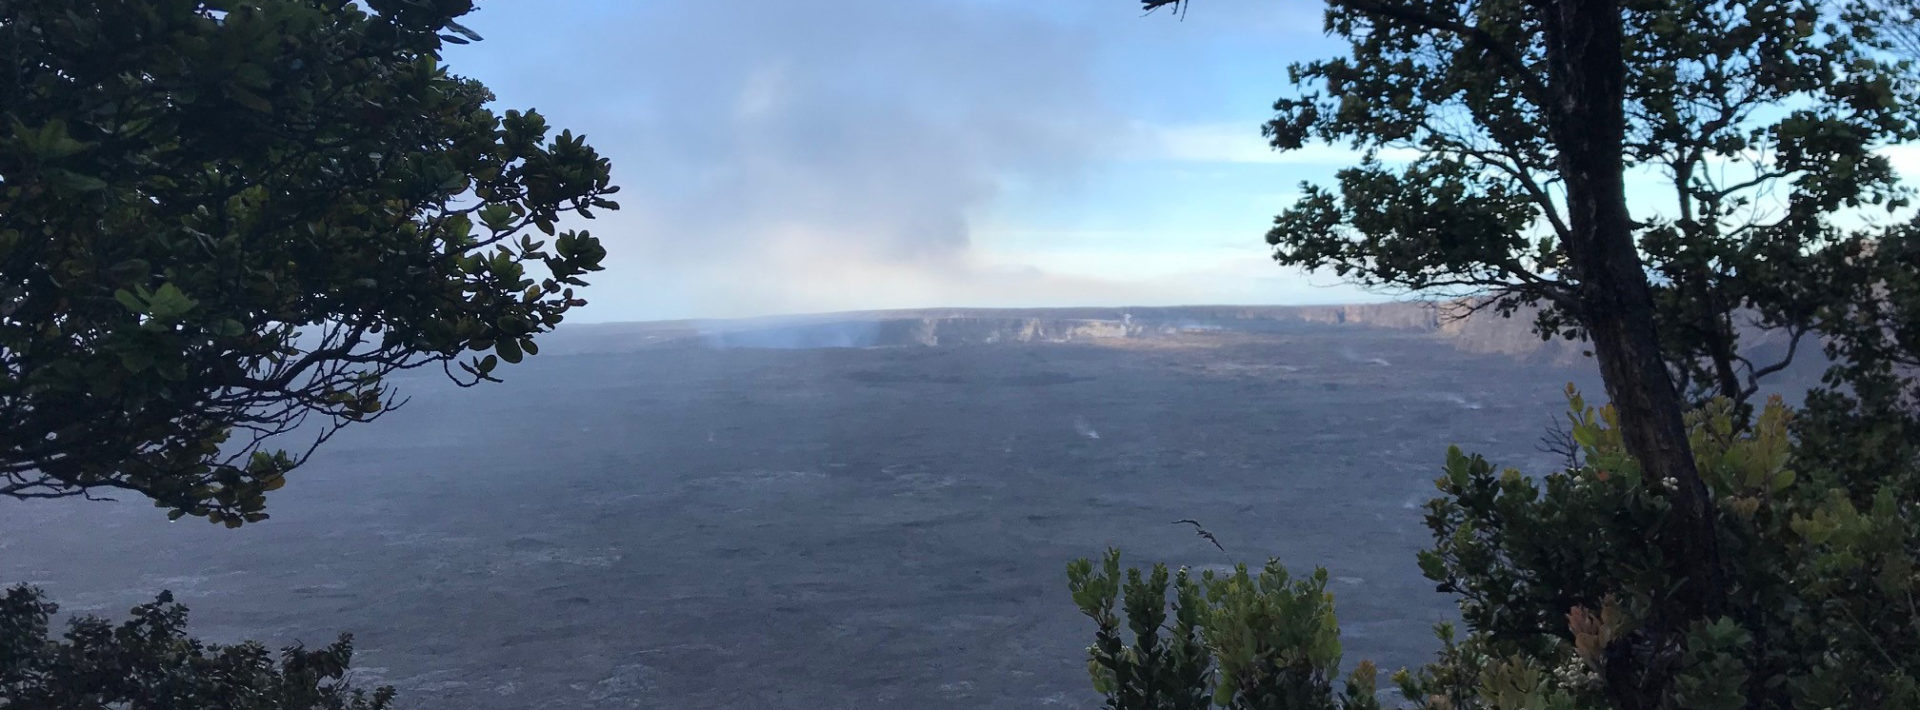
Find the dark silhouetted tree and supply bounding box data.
[1175,0,1919,666]
[1086,1,1920,708]
[0,587,395,709]
[0,0,616,525]
[2,1,618,706]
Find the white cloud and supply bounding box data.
[732,62,789,121]
[456,3,1380,322]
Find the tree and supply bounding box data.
[1,586,395,709]
[0,0,616,526]
[1246,0,1917,412]
[1099,0,1920,707]
[1156,0,1920,693]
[1872,0,1920,60]
[2,1,614,706]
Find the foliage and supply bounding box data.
[0,585,394,708]
[1070,552,1214,710]
[1402,389,1920,709]
[1095,1,1920,709]
[1869,0,1920,60]
[1075,391,1920,709]
[1263,0,1919,411]
[0,0,616,524]
[1068,549,1382,710]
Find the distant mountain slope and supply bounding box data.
[547,302,1815,375]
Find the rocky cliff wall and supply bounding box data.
[554,301,1598,358]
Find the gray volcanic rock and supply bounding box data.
[0,304,1823,709]
[548,302,1584,357]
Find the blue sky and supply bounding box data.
[441,0,1387,322]
[444,2,1920,323]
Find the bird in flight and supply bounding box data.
[1172,519,1226,553]
[1141,0,1189,19]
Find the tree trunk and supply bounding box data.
[1537,0,1727,685]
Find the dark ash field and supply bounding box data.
[2,306,1606,709]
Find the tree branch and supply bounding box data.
[1331,0,1552,106]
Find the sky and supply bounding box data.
[442,0,1386,322]
[444,1,1920,323]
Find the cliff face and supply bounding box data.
[694,316,1145,349]
[549,302,1835,382]
[554,302,1596,358]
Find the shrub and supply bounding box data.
[1072,389,1920,709]
[0,586,394,709]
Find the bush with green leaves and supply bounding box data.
[1072,388,1920,709]
[1398,390,1919,710]
[0,585,393,708]
[1069,550,1383,710]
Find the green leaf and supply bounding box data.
[49,169,107,192]
[1571,425,1597,449]
[1770,469,1796,494]
[107,259,151,279]
[144,283,197,320]
[444,19,484,41]
[113,289,146,314]
[227,85,272,113]
[479,203,514,230]
[496,337,523,364]
[1416,550,1447,581]
[118,348,155,372]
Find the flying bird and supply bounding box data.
[1172,519,1226,553]
[1141,0,1189,19]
